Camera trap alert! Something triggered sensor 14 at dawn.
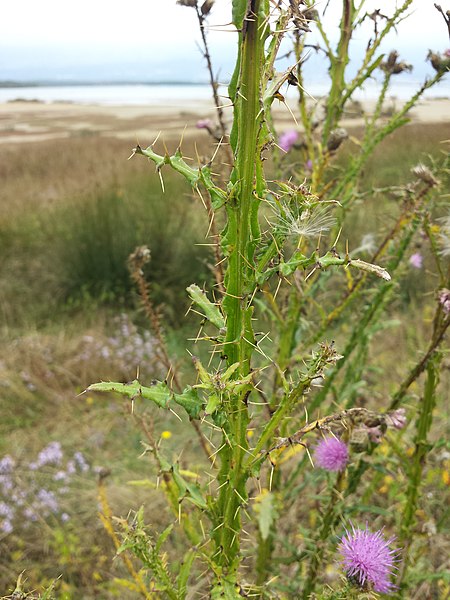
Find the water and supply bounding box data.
[0,80,448,105]
[0,84,214,106]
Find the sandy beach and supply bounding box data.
[1,96,449,146]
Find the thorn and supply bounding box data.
[152,131,162,146]
[157,168,165,193]
[178,124,187,151]
[169,408,182,422]
[333,226,343,248]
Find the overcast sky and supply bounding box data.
[0,1,448,82]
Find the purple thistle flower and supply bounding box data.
[339,523,399,594]
[409,252,423,269]
[386,408,407,430]
[438,288,450,315]
[314,436,349,472]
[196,118,212,130]
[366,425,383,443]
[278,129,299,152]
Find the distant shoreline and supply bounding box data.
[0,80,212,89]
[1,96,449,147]
[1,81,448,105]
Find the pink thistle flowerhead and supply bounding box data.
[196,118,212,130]
[366,425,383,443]
[438,288,450,315]
[279,129,299,152]
[314,436,349,472]
[409,252,423,269]
[339,523,399,594]
[386,408,407,430]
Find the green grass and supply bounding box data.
[0,138,213,333]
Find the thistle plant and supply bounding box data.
[87,1,450,597]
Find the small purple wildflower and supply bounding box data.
[196,118,212,130]
[37,442,63,467]
[37,489,59,514]
[0,456,15,473]
[24,507,38,522]
[1,519,13,534]
[409,252,423,269]
[339,523,398,594]
[314,436,349,472]
[366,426,383,444]
[73,452,89,473]
[279,129,299,152]
[0,474,13,493]
[386,408,407,430]
[438,288,450,315]
[53,470,68,482]
[0,502,14,520]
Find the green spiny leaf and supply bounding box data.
[254,490,276,541]
[187,284,225,329]
[171,464,208,509]
[87,380,171,409]
[177,550,196,599]
[155,523,174,553]
[211,578,242,600]
[174,386,203,419]
[232,0,247,29]
[205,393,221,415]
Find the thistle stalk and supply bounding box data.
[395,353,442,596]
[212,0,269,578]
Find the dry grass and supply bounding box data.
[0,118,449,597]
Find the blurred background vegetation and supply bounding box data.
[0,121,449,598]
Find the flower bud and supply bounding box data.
[327,128,348,152]
[427,50,450,74]
[381,50,412,75]
[201,0,214,16]
[176,0,197,7]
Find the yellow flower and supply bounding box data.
[379,474,394,494]
[161,430,172,440]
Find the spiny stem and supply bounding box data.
[214,0,269,574]
[395,353,442,595]
[302,471,346,598]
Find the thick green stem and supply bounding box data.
[213,0,269,578]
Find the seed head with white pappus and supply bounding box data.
[339,523,399,594]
